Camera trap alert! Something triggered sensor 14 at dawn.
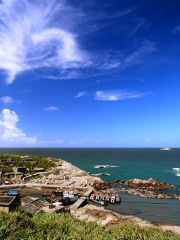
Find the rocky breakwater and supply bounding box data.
[121,178,180,200]
[125,178,174,190]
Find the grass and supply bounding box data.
[0,209,179,240]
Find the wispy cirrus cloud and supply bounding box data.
[90,7,137,21]
[0,0,89,83]
[95,90,147,101]
[44,106,58,112]
[74,91,89,98]
[123,40,156,66]
[0,0,155,83]
[39,139,63,145]
[0,108,36,145]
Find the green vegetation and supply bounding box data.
[0,209,179,240]
[0,154,56,173]
[1,166,13,173]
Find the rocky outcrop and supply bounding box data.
[113,179,124,185]
[92,180,111,190]
[120,188,180,200]
[125,178,174,190]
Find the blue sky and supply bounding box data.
[0,0,180,147]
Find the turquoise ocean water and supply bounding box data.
[0,148,180,225]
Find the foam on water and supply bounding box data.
[94,165,118,169]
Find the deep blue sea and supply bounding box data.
[1,148,180,225]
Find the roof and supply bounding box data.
[8,190,19,194]
[21,196,39,205]
[23,199,46,213]
[0,196,16,206]
[2,172,23,176]
[13,166,27,169]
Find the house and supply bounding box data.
[21,159,37,164]
[21,196,46,213]
[13,166,27,174]
[0,196,20,213]
[2,160,15,166]
[2,172,23,183]
[32,167,45,172]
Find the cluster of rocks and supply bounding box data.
[95,177,180,201]
[92,180,111,190]
[125,178,175,190]
[120,188,180,200]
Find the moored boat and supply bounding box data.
[115,193,121,203]
[110,194,116,204]
[89,192,121,205]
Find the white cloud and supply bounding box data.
[0,108,36,145]
[146,138,151,142]
[38,139,63,145]
[100,60,121,70]
[74,91,88,98]
[1,96,14,104]
[124,40,156,66]
[0,0,88,83]
[95,90,147,101]
[44,106,58,112]
[172,26,180,34]
[0,1,156,83]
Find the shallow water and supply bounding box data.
[107,192,180,226]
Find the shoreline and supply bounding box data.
[1,157,180,229]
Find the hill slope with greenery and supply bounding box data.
[0,209,179,240]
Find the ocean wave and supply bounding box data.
[173,168,180,171]
[92,173,111,177]
[94,165,118,169]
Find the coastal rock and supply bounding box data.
[125,178,173,190]
[119,187,180,200]
[113,179,124,185]
[92,180,111,190]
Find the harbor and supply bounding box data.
[0,152,180,235]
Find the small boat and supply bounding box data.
[90,194,94,201]
[104,194,110,203]
[90,192,121,204]
[52,202,63,206]
[90,198,107,206]
[7,190,19,196]
[52,191,63,196]
[99,200,107,206]
[176,172,180,177]
[110,194,116,204]
[42,191,52,197]
[115,194,121,203]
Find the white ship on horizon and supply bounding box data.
[160,147,172,151]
